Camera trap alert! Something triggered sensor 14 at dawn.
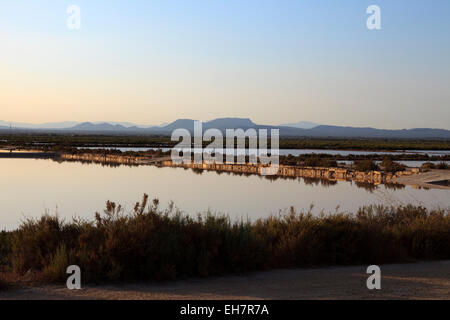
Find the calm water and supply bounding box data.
[0,158,449,230]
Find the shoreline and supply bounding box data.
[393,169,450,190]
[1,151,449,190]
[61,153,438,188]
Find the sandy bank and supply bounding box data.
[394,170,450,190]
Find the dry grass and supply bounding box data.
[1,196,449,285]
[422,162,449,170]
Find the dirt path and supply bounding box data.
[1,261,449,300]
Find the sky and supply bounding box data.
[1,0,449,129]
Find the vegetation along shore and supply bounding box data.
[0,195,449,287]
[2,134,450,151]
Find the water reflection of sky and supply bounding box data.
[1,159,448,230]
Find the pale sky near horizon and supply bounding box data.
[1,0,449,129]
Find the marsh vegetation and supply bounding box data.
[2,134,450,151]
[1,196,449,285]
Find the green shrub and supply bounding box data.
[43,245,70,282]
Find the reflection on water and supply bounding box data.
[0,159,449,230]
[48,158,407,190]
[354,181,379,193]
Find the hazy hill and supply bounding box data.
[306,125,450,139]
[159,119,196,132]
[0,120,79,129]
[205,118,256,129]
[279,121,319,129]
[1,118,450,139]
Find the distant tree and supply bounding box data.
[354,160,379,172]
[381,158,406,173]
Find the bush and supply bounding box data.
[421,162,449,170]
[381,159,406,173]
[421,162,436,169]
[354,160,379,172]
[0,231,12,269]
[0,231,12,289]
[303,158,338,168]
[437,162,449,170]
[0,277,7,290]
[2,197,449,284]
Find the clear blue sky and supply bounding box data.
[1,0,449,129]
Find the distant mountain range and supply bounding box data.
[0,121,80,129]
[0,120,157,129]
[1,118,450,139]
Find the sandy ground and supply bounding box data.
[394,169,450,190]
[1,261,449,300]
